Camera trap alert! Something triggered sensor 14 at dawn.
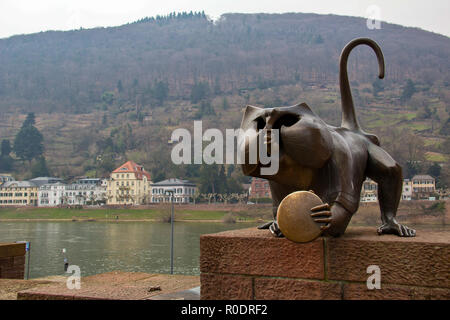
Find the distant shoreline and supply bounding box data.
[0,218,257,223]
[0,204,271,223]
[0,200,447,226]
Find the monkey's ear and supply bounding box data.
[242,105,262,120]
[293,102,315,115]
[241,105,262,129]
[296,102,312,111]
[243,105,261,115]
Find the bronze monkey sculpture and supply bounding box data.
[239,38,416,238]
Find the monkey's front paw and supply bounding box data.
[310,203,332,232]
[269,221,284,237]
[377,222,416,237]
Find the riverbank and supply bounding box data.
[0,205,272,223]
[0,200,447,226]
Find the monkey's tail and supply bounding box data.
[340,38,384,141]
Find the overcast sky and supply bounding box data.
[0,0,449,39]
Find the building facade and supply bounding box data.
[249,177,271,199]
[151,178,196,203]
[107,161,152,205]
[38,182,66,206]
[38,181,107,206]
[0,174,14,186]
[360,178,378,203]
[0,181,38,206]
[402,179,412,201]
[64,183,107,205]
[411,175,436,200]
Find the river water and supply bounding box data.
[0,221,258,279]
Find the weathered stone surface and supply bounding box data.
[343,283,450,300]
[13,255,25,266]
[0,243,26,258]
[0,256,13,268]
[200,274,253,300]
[0,279,54,300]
[326,228,450,288]
[0,244,26,279]
[18,271,200,300]
[200,228,324,279]
[200,227,450,300]
[254,278,342,300]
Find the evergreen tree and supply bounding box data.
[102,114,108,126]
[1,139,11,156]
[23,112,36,127]
[199,164,219,193]
[13,113,44,161]
[153,81,169,105]
[440,118,450,135]
[31,156,50,178]
[213,76,221,95]
[427,163,441,179]
[117,80,124,93]
[0,155,13,172]
[217,165,227,193]
[372,79,384,97]
[401,79,416,103]
[200,100,215,116]
[0,139,13,172]
[190,82,210,103]
[405,161,421,179]
[222,97,229,110]
[101,91,114,106]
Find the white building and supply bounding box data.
[360,178,378,203]
[38,182,66,206]
[402,179,412,201]
[0,174,14,185]
[38,181,107,207]
[151,178,196,204]
[64,183,107,205]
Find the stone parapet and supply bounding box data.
[0,243,26,279]
[200,227,449,300]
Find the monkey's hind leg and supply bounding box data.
[366,144,416,237]
[257,181,292,237]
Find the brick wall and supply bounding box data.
[200,227,449,300]
[0,243,26,279]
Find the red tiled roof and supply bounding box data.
[112,161,151,180]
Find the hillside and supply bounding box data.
[0,12,448,187]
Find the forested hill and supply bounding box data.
[0,12,449,113]
[0,12,449,185]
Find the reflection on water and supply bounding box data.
[0,221,258,279]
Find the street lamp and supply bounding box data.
[165,189,175,274]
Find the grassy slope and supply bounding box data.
[0,206,247,221]
[0,201,447,228]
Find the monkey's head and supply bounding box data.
[238,103,333,181]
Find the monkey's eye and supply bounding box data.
[255,117,266,130]
[274,114,300,129]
